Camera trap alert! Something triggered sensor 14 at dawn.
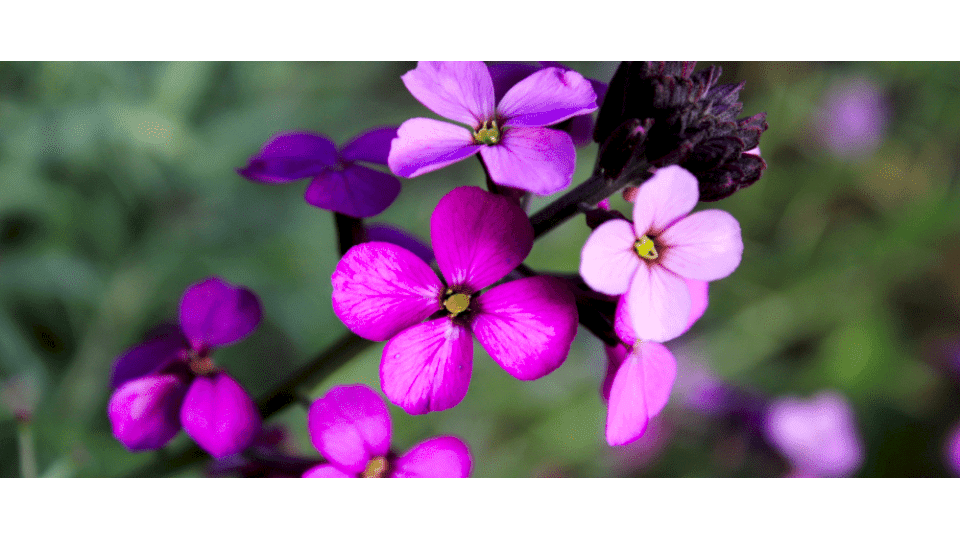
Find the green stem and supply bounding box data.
[17,421,37,478]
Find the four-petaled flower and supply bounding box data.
[303,385,472,478]
[108,277,262,459]
[388,61,598,195]
[331,186,578,414]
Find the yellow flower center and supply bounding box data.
[444,293,471,316]
[634,235,659,260]
[362,456,389,478]
[473,120,501,145]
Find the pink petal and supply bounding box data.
[627,264,691,343]
[387,118,480,178]
[303,164,401,218]
[579,219,640,296]
[391,436,472,478]
[601,343,629,402]
[307,384,391,475]
[471,276,578,381]
[498,67,598,128]
[658,209,744,281]
[606,341,677,446]
[684,278,709,331]
[179,277,262,350]
[431,186,533,291]
[302,464,354,478]
[331,242,443,342]
[478,127,575,195]
[380,318,473,415]
[108,374,188,452]
[340,126,399,166]
[180,372,261,459]
[615,278,708,343]
[401,61,495,126]
[631,165,700,236]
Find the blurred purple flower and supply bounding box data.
[303,385,471,478]
[763,391,864,477]
[364,222,434,264]
[332,186,578,414]
[944,421,960,476]
[815,77,889,160]
[238,128,401,218]
[108,277,262,459]
[388,61,597,195]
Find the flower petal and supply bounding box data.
[631,165,700,235]
[615,278,708,343]
[685,278,709,331]
[387,118,481,178]
[627,264,691,343]
[488,62,540,103]
[431,186,533,291]
[180,372,261,459]
[471,276,578,381]
[659,209,744,281]
[401,61,495,126]
[307,384,391,475]
[108,374,188,451]
[303,164,401,218]
[331,242,443,342]
[380,318,473,415]
[602,343,630,401]
[179,277,262,350]
[580,219,640,296]
[479,127,575,195]
[364,223,434,264]
[340,126,399,166]
[302,464,354,478]
[236,131,337,184]
[499,67,598,128]
[606,341,677,446]
[391,436,472,478]
[110,323,189,388]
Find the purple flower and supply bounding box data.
[945,421,960,476]
[815,77,888,160]
[237,127,401,218]
[303,385,471,478]
[108,277,262,459]
[763,391,865,477]
[331,186,579,414]
[580,165,743,343]
[388,61,598,195]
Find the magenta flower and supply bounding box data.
[303,385,471,478]
[388,61,598,195]
[237,127,401,218]
[763,391,865,477]
[945,421,960,477]
[108,277,262,459]
[331,186,578,414]
[580,165,743,343]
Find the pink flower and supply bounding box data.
[303,385,471,478]
[331,186,578,414]
[388,61,597,195]
[580,165,743,343]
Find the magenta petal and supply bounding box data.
[627,264,691,343]
[391,436,472,478]
[479,127,575,195]
[331,242,443,342]
[499,67,598,128]
[684,279,709,331]
[401,61,495,126]
[471,276,578,381]
[631,165,700,235]
[580,219,640,296]
[659,209,744,281]
[606,341,677,446]
[180,372,261,459]
[613,295,637,345]
[179,277,262,350]
[302,464,354,478]
[304,164,401,218]
[307,384,391,475]
[108,374,188,451]
[380,318,473,415]
[488,62,540,103]
[110,323,189,388]
[602,343,630,401]
[431,186,533,291]
[237,131,337,184]
[364,223,434,264]
[387,118,481,178]
[340,126,399,166]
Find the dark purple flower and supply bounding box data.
[331,186,579,414]
[303,385,471,478]
[388,61,598,195]
[238,127,401,218]
[108,277,262,459]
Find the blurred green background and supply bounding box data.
[1,61,958,477]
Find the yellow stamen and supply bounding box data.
[444,293,471,316]
[362,456,388,478]
[473,120,501,145]
[634,235,659,260]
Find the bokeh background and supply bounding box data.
[1,61,958,478]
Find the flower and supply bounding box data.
[580,165,743,343]
[388,61,598,196]
[237,127,401,218]
[763,391,865,477]
[331,186,578,414]
[108,277,262,459]
[815,77,888,160]
[303,385,471,478]
[945,421,960,477]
